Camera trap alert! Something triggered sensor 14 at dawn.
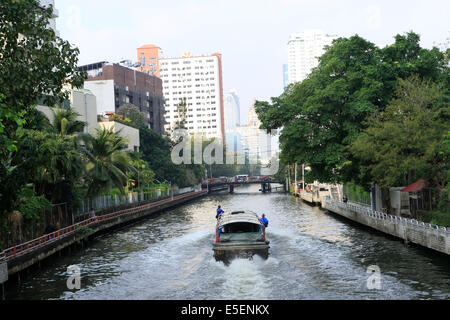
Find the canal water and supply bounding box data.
[6,185,450,300]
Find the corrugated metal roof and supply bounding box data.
[218,210,262,226]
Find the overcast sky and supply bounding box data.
[55,0,449,123]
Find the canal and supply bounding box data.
[6,185,450,300]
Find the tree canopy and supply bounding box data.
[0,0,86,214]
[255,32,449,188]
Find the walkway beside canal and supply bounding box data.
[0,190,208,288]
[322,197,450,255]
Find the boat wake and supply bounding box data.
[213,256,276,300]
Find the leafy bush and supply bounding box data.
[75,225,95,235]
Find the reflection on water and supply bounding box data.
[6,185,450,300]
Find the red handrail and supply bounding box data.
[0,190,207,261]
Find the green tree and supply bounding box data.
[78,128,136,197]
[51,107,86,137]
[13,129,83,205]
[0,0,86,215]
[116,104,147,127]
[351,76,449,188]
[255,32,448,187]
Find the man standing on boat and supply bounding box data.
[261,214,269,228]
[216,205,224,220]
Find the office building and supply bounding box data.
[287,30,337,84]
[159,52,225,141]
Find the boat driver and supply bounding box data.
[216,205,224,220]
[261,214,269,228]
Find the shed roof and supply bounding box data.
[401,179,427,192]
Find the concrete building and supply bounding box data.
[98,120,140,152]
[36,85,98,134]
[78,61,166,135]
[137,44,163,78]
[159,52,225,141]
[287,30,338,84]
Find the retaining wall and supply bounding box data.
[1,190,208,282]
[322,199,449,255]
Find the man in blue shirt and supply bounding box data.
[260,214,269,228]
[216,206,224,220]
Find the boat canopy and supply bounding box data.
[218,210,262,227]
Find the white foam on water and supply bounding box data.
[219,256,273,300]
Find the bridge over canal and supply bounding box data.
[202,176,286,194]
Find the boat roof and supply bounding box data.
[218,210,262,226]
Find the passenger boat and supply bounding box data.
[213,210,270,263]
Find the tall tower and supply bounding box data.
[287,30,337,84]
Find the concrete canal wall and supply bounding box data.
[1,190,208,284]
[322,198,450,255]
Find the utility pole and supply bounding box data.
[288,164,291,193]
[294,163,298,195]
[302,163,305,190]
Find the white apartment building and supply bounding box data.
[38,0,59,36]
[160,52,225,141]
[287,30,338,84]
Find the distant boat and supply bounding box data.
[213,210,270,264]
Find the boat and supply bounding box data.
[213,210,270,263]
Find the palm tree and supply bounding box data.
[78,127,136,197]
[51,106,86,137]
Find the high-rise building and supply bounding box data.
[38,0,59,36]
[137,44,163,78]
[78,61,166,135]
[283,64,289,89]
[287,30,337,84]
[224,89,240,131]
[236,98,277,165]
[159,52,225,141]
[224,89,241,152]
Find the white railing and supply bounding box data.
[323,197,449,236]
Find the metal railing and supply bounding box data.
[0,190,207,262]
[323,196,449,236]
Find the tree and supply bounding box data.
[0,0,86,215]
[78,128,136,197]
[51,107,86,137]
[351,76,449,189]
[256,35,382,183]
[12,129,83,205]
[116,104,147,127]
[255,32,448,187]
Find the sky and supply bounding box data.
[55,0,449,124]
